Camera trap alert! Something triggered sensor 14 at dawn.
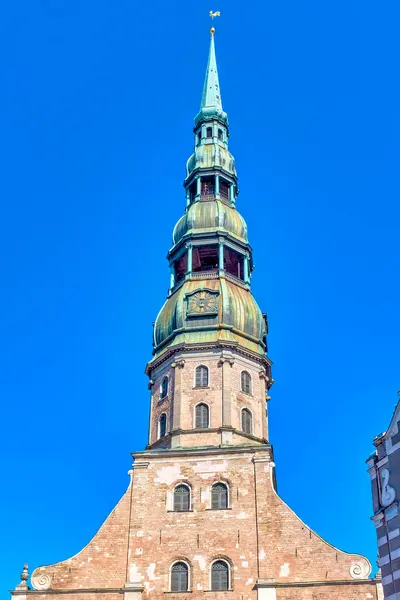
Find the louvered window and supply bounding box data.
[173,485,190,512]
[211,560,229,591]
[241,408,252,435]
[160,376,168,398]
[159,414,167,439]
[211,483,228,510]
[195,365,208,388]
[171,562,189,592]
[195,403,209,429]
[241,371,251,394]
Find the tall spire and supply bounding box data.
[200,29,223,113]
[195,28,228,126]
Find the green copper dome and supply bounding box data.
[186,144,236,178]
[152,278,266,359]
[172,200,248,246]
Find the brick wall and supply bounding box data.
[26,448,375,600]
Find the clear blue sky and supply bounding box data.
[1,0,399,591]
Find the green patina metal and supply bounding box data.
[148,30,269,367]
[195,30,228,127]
[172,199,248,246]
[153,278,266,358]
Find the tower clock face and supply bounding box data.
[188,291,218,314]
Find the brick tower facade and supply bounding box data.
[12,27,379,600]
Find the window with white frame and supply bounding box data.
[173,484,191,512]
[211,482,228,510]
[241,370,252,394]
[211,560,230,591]
[158,413,167,439]
[241,408,252,435]
[160,376,169,398]
[195,365,209,387]
[171,562,189,592]
[195,403,209,429]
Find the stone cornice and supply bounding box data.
[132,443,272,461]
[10,590,125,596]
[146,340,272,375]
[255,579,377,588]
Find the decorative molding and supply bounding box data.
[381,468,396,507]
[147,340,271,375]
[133,443,272,461]
[171,359,185,369]
[256,578,376,588]
[31,574,51,591]
[11,589,125,596]
[185,289,219,317]
[349,558,372,579]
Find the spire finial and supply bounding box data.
[209,11,220,34]
[194,12,228,126]
[15,564,30,591]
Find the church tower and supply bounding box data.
[147,26,272,454]
[12,28,379,600]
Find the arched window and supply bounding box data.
[173,484,191,512]
[241,408,252,435]
[241,371,252,394]
[171,562,189,592]
[197,131,201,144]
[195,365,209,388]
[158,413,167,439]
[195,403,209,429]
[211,560,230,591]
[218,128,223,141]
[160,376,169,398]
[211,483,228,510]
[206,127,212,138]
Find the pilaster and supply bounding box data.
[171,358,185,446]
[220,353,234,427]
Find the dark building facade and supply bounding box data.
[368,394,400,600]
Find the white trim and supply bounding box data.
[390,547,400,560]
[160,375,169,399]
[258,589,276,600]
[210,481,230,510]
[382,574,394,585]
[194,364,210,389]
[389,528,400,540]
[377,456,389,468]
[240,370,252,395]
[386,504,399,521]
[378,535,388,547]
[157,412,168,440]
[388,439,400,456]
[172,482,192,511]
[379,554,391,566]
[384,594,400,600]
[169,560,191,593]
[193,401,210,429]
[369,470,377,480]
[209,559,231,591]
[241,407,253,435]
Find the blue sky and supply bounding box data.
[1,0,399,591]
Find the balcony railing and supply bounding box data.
[190,270,219,279]
[200,194,216,202]
[225,272,248,287]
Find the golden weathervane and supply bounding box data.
[209,10,220,33]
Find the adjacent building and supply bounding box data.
[11,27,379,600]
[368,394,400,600]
